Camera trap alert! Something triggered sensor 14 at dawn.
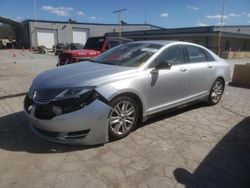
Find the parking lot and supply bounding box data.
[0,50,250,188]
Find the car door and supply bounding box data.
[148,45,191,113]
[185,45,214,97]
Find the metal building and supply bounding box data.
[22,20,162,49]
[106,25,250,58]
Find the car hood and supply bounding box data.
[63,49,101,57]
[31,62,137,90]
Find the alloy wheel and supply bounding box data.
[211,80,223,103]
[109,100,136,136]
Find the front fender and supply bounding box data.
[95,76,150,116]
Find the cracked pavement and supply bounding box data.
[0,50,250,187]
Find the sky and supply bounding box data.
[0,0,249,28]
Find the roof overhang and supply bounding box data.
[107,30,250,40]
[0,15,22,27]
[160,31,250,39]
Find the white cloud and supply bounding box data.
[217,22,226,26]
[187,6,199,10]
[87,16,97,20]
[228,13,241,17]
[196,23,208,26]
[160,13,168,17]
[206,15,228,19]
[248,13,250,17]
[15,16,22,21]
[42,5,73,16]
[77,11,85,16]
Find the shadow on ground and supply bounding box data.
[0,103,205,153]
[141,102,205,127]
[174,117,250,188]
[0,111,99,153]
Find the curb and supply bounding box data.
[0,92,27,100]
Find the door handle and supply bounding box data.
[179,67,187,72]
[207,64,213,68]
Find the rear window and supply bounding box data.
[202,49,215,62]
[84,37,105,50]
[186,45,206,63]
[186,45,215,63]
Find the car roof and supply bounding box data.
[129,40,212,49]
[130,40,177,45]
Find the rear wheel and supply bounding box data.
[207,78,224,105]
[108,96,139,140]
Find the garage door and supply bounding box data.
[37,30,55,49]
[72,28,88,45]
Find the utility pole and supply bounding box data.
[68,18,72,50]
[113,9,127,38]
[217,0,226,56]
[33,0,37,47]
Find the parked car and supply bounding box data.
[53,43,67,55]
[38,45,48,54]
[24,41,230,145]
[57,36,132,66]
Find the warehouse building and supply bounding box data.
[107,25,250,58]
[1,16,249,58]
[0,16,162,49]
[22,20,162,49]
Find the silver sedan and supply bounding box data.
[24,41,231,145]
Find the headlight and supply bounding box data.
[54,87,95,100]
[51,86,97,115]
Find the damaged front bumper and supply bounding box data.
[24,95,112,145]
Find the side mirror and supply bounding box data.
[155,60,172,69]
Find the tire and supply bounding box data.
[207,78,224,105]
[108,96,139,140]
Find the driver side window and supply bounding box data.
[157,45,185,66]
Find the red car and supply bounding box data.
[57,36,132,66]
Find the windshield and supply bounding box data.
[84,37,105,51]
[93,42,162,67]
[68,43,84,50]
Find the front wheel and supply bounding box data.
[207,78,224,105]
[108,96,139,140]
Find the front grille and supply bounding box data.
[34,89,64,103]
[25,88,88,120]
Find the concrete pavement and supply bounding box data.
[0,86,249,187]
[0,50,250,187]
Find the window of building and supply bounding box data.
[225,41,231,51]
[242,41,247,51]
